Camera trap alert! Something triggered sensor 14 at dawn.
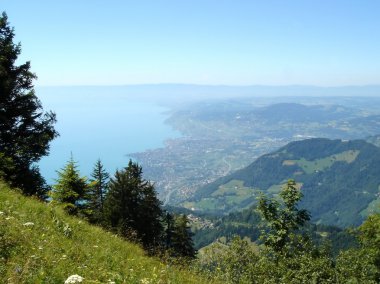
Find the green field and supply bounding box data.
[182,180,256,213]
[283,150,360,174]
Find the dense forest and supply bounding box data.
[1,12,380,283]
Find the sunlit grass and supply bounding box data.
[0,182,217,283]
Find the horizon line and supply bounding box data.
[35,83,380,88]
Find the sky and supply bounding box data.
[2,0,380,86]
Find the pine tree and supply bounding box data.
[104,160,163,249]
[87,159,110,223]
[171,214,196,258]
[137,177,164,250]
[51,156,88,215]
[164,212,175,249]
[104,164,139,235]
[0,12,58,198]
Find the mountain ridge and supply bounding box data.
[187,138,380,227]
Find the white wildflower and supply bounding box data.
[23,222,34,226]
[140,278,151,284]
[64,274,84,283]
[0,211,4,215]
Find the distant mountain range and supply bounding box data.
[187,138,380,227]
[37,84,380,107]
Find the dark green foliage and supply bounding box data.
[87,159,109,223]
[170,214,197,259]
[0,152,13,178]
[193,204,356,254]
[335,213,380,282]
[164,212,175,249]
[104,160,163,249]
[102,162,196,256]
[257,179,311,255]
[308,223,358,256]
[193,206,261,249]
[0,12,58,198]
[199,185,380,283]
[51,156,88,215]
[359,213,380,252]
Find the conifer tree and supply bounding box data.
[0,12,58,198]
[87,159,109,223]
[164,212,175,249]
[171,214,197,258]
[104,160,163,249]
[51,156,88,215]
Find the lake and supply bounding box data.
[37,87,180,184]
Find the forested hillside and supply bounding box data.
[192,204,357,253]
[189,138,380,227]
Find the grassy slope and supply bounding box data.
[0,182,215,284]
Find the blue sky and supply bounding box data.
[2,0,380,86]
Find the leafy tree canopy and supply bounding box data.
[257,179,310,255]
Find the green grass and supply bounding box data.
[0,182,217,284]
[266,184,283,194]
[283,150,360,174]
[211,180,254,197]
[182,180,256,213]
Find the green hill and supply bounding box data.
[185,138,380,227]
[0,182,215,283]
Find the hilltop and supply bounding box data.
[0,182,215,283]
[186,138,380,227]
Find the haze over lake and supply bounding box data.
[37,86,180,183]
[36,84,380,184]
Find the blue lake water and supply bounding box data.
[37,87,180,184]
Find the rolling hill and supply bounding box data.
[184,138,380,227]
